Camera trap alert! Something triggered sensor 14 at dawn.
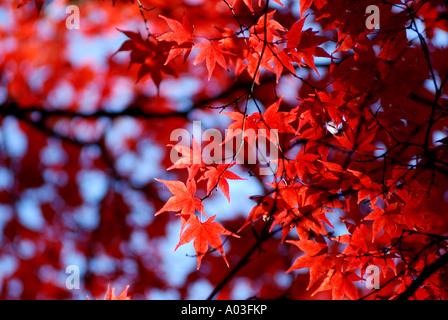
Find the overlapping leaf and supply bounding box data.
[176,215,240,269]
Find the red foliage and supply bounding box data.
[87,284,131,300]
[0,0,448,300]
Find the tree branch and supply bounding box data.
[398,252,448,300]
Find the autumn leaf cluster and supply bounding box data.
[0,0,447,300]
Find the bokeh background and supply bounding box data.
[0,0,447,300]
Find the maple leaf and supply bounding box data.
[8,0,448,302]
[157,15,194,65]
[104,284,131,300]
[269,209,298,242]
[251,10,286,45]
[201,164,245,202]
[285,16,329,75]
[336,220,368,253]
[223,98,295,150]
[167,138,204,180]
[175,215,240,269]
[333,116,380,153]
[262,182,330,240]
[363,202,405,241]
[157,15,193,46]
[286,240,333,290]
[114,29,177,89]
[222,111,260,148]
[229,0,254,13]
[231,0,284,12]
[193,41,230,80]
[154,178,204,218]
[87,284,131,300]
[214,26,249,77]
[287,239,327,261]
[238,196,276,232]
[312,269,361,300]
[256,96,296,145]
[267,47,297,83]
[299,0,313,19]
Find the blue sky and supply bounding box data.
[1,0,447,299]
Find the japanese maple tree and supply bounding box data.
[0,0,447,300]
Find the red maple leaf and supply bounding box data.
[228,0,254,13]
[114,29,177,89]
[87,284,131,300]
[157,15,193,46]
[256,96,296,145]
[299,0,313,19]
[8,0,448,302]
[286,239,333,290]
[285,16,329,75]
[222,111,260,148]
[237,196,276,232]
[175,215,240,269]
[157,14,194,64]
[201,164,245,202]
[312,269,361,300]
[193,41,231,80]
[154,178,204,218]
[229,0,284,13]
[167,137,204,179]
